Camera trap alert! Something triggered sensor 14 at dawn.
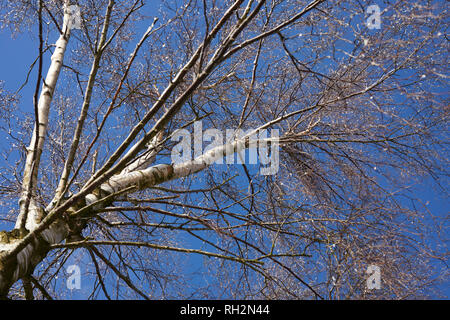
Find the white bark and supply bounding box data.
[17,4,73,227]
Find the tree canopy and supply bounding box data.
[0,0,448,299]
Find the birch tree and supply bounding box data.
[0,0,448,299]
